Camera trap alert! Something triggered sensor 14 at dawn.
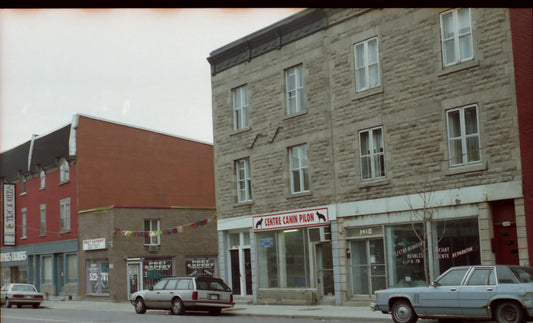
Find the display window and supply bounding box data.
[86,259,109,295]
[142,257,173,290]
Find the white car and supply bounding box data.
[130,276,234,316]
[1,283,44,308]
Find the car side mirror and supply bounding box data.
[431,281,439,287]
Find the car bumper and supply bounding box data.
[8,298,43,304]
[183,301,235,309]
[370,302,388,312]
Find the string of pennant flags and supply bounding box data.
[113,214,217,238]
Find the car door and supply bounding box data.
[159,279,178,308]
[459,267,496,318]
[418,267,469,316]
[144,279,168,308]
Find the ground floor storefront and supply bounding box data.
[0,240,79,299]
[217,181,529,305]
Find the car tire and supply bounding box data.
[170,298,185,315]
[495,301,526,323]
[208,308,222,316]
[391,299,418,323]
[134,298,147,314]
[32,303,40,308]
[5,298,12,308]
[16,304,22,308]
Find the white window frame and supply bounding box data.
[21,176,27,195]
[233,85,249,131]
[43,255,53,283]
[446,104,481,167]
[144,219,161,246]
[354,37,380,92]
[236,158,252,203]
[289,144,310,194]
[359,126,386,180]
[440,8,473,67]
[60,198,71,232]
[40,204,46,236]
[60,158,70,183]
[40,169,46,189]
[286,64,305,114]
[22,208,27,239]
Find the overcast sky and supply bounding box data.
[0,8,303,152]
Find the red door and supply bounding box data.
[491,200,519,265]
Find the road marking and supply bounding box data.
[1,316,70,322]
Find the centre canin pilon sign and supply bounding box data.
[253,207,329,232]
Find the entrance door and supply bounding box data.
[316,241,334,297]
[492,200,519,265]
[350,239,386,296]
[127,262,142,296]
[229,232,252,296]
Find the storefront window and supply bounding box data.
[143,258,173,290]
[66,254,78,283]
[86,259,109,295]
[434,218,480,274]
[256,229,310,288]
[43,256,53,284]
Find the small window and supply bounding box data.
[165,279,178,290]
[233,85,249,131]
[60,198,71,232]
[446,105,481,167]
[236,158,252,203]
[40,204,46,236]
[144,219,160,245]
[177,279,191,290]
[21,177,27,195]
[60,158,70,183]
[40,169,46,189]
[440,8,473,67]
[359,126,385,180]
[354,37,380,92]
[289,144,310,194]
[21,208,27,239]
[286,64,305,114]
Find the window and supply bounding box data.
[233,85,249,131]
[289,144,309,194]
[87,259,110,294]
[144,219,161,245]
[354,37,380,92]
[467,268,495,286]
[60,198,71,232]
[40,169,46,189]
[446,105,481,167]
[21,176,27,194]
[236,158,252,202]
[66,254,78,283]
[286,64,305,114]
[21,208,27,239]
[440,8,473,67]
[437,268,469,286]
[59,158,69,183]
[40,204,46,236]
[359,127,385,180]
[43,256,53,283]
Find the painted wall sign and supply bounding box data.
[83,238,107,250]
[253,207,329,232]
[0,251,27,262]
[3,184,16,246]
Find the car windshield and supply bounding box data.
[12,285,36,292]
[509,266,533,283]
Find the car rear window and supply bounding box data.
[509,266,533,283]
[196,279,231,292]
[12,285,35,292]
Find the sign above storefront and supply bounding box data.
[253,207,329,232]
[3,184,16,246]
[0,251,27,262]
[83,238,106,251]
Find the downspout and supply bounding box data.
[28,134,38,171]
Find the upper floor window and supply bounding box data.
[289,144,309,194]
[354,37,380,92]
[359,126,386,180]
[60,198,71,232]
[60,158,70,183]
[286,64,305,114]
[236,158,252,203]
[446,104,481,167]
[40,169,46,189]
[144,219,161,246]
[40,204,47,236]
[21,176,27,195]
[233,85,249,131]
[440,8,473,67]
[21,208,27,239]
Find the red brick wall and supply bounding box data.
[510,8,533,263]
[75,116,215,210]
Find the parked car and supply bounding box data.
[370,265,533,323]
[1,283,44,308]
[130,276,234,316]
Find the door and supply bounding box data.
[55,254,64,296]
[316,242,334,297]
[228,232,252,296]
[127,262,142,296]
[418,267,467,316]
[350,239,386,296]
[492,200,519,265]
[459,267,497,317]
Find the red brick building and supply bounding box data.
[1,114,217,301]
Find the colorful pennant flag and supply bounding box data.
[113,214,217,238]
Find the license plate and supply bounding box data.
[26,295,32,299]
[209,294,219,300]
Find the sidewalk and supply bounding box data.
[42,299,386,321]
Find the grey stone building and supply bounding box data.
[208,8,528,305]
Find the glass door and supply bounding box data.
[350,238,386,296]
[316,241,334,296]
[127,262,142,296]
[229,232,252,296]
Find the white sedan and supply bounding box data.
[1,283,44,308]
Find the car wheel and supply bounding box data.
[208,308,222,316]
[170,298,185,315]
[32,303,40,308]
[5,298,12,308]
[134,298,146,314]
[391,299,418,323]
[16,304,22,308]
[495,301,526,323]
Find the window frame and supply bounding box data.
[40,204,46,236]
[43,255,53,284]
[446,104,481,167]
[144,219,161,246]
[440,8,473,67]
[289,144,310,194]
[354,37,381,92]
[59,198,71,233]
[236,158,252,203]
[40,169,46,189]
[59,158,70,183]
[21,208,27,239]
[21,176,27,195]
[232,85,249,131]
[285,64,305,115]
[359,126,386,181]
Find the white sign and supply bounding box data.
[83,238,106,250]
[3,184,16,245]
[253,207,329,232]
[0,251,27,262]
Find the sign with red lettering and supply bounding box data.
[253,207,329,232]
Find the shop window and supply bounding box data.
[256,229,310,288]
[87,259,109,295]
[143,258,173,290]
[434,218,480,274]
[43,256,53,284]
[66,254,78,283]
